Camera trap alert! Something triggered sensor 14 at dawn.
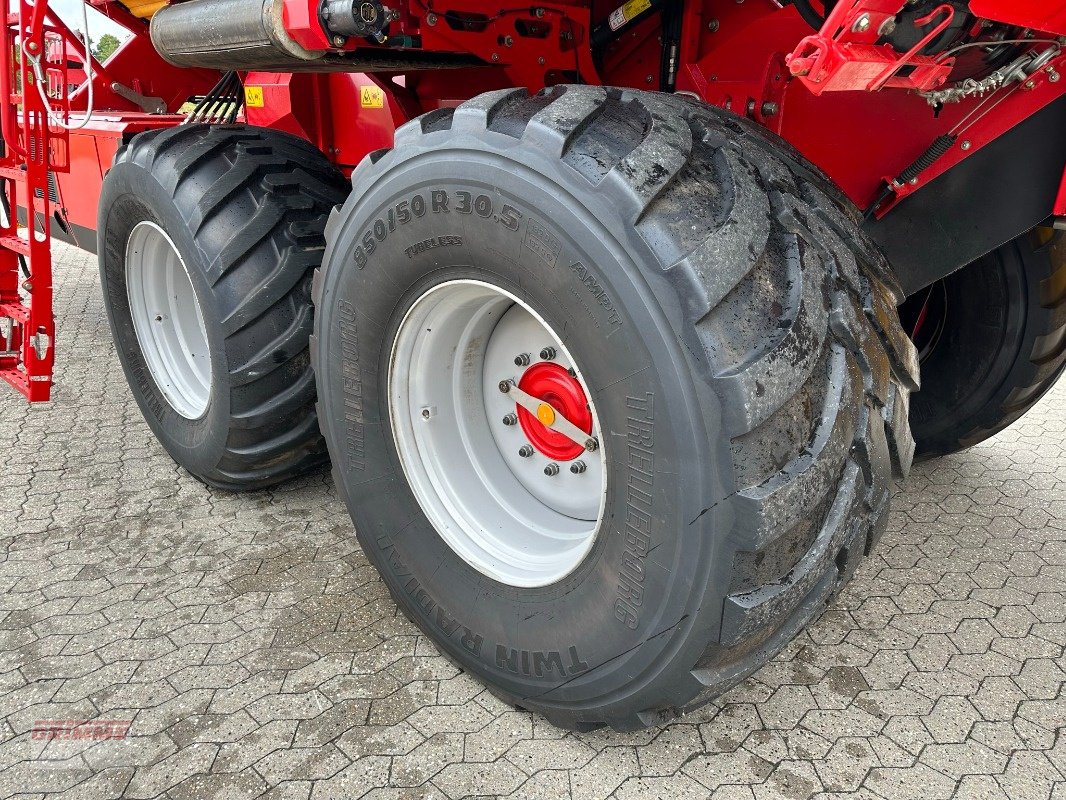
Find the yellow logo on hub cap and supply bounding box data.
[536,403,556,426]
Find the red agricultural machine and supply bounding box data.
[1,0,1063,729]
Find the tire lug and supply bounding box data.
[518,445,534,458]
[502,413,518,426]
[514,352,531,366]
[543,462,559,476]
[569,460,586,474]
[539,346,556,360]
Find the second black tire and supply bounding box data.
[99,125,349,490]
[313,87,919,730]
[902,229,1066,457]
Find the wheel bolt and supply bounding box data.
[514,352,531,366]
[498,379,511,393]
[539,346,556,360]
[567,367,576,377]
[502,413,518,426]
[569,460,586,474]
[543,462,559,476]
[584,437,598,452]
[518,445,534,458]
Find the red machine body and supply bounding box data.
[1,0,1064,400]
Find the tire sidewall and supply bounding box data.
[315,143,733,716]
[99,159,231,474]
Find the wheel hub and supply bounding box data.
[388,280,606,587]
[516,362,592,461]
[125,220,212,419]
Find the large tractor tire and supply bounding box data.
[901,228,1066,458]
[312,87,919,730]
[99,125,349,490]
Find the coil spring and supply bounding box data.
[897,134,959,184]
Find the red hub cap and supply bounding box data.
[516,362,592,461]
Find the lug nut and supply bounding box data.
[584,437,599,452]
[569,460,586,474]
[502,413,518,426]
[539,346,556,360]
[518,445,534,458]
[567,367,577,377]
[498,379,511,393]
[514,353,531,366]
[543,463,559,476]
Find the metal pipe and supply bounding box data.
[151,0,326,70]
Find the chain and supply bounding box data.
[919,45,1059,106]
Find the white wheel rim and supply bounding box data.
[125,221,212,419]
[388,280,607,588]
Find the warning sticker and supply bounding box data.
[244,86,264,108]
[360,85,385,109]
[608,0,651,30]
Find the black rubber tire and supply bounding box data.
[312,87,919,730]
[98,124,349,490]
[903,229,1066,457]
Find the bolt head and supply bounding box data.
[332,36,345,47]
[707,19,719,32]
[569,460,587,474]
[498,380,511,393]
[960,140,971,151]
[426,11,436,24]
[539,346,556,360]
[502,413,518,426]
[519,445,534,458]
[584,438,598,452]
[543,463,559,476]
[420,407,432,419]
[514,353,531,366]
[852,13,871,33]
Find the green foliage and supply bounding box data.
[92,33,121,62]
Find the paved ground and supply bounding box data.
[0,241,1064,800]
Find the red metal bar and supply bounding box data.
[0,0,66,401]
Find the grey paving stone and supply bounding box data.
[3,241,1066,798]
